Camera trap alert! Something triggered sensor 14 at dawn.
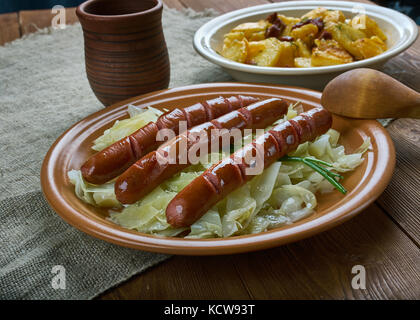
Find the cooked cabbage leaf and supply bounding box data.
[92,105,163,151]
[68,170,120,208]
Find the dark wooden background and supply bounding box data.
[1,0,418,299]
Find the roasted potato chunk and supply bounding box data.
[353,36,386,59]
[231,20,270,40]
[351,14,387,41]
[294,39,311,58]
[323,10,346,28]
[277,14,301,26]
[246,41,266,63]
[290,23,318,47]
[301,7,328,20]
[294,57,312,68]
[251,38,296,67]
[327,22,367,59]
[248,31,266,41]
[221,32,248,63]
[311,39,353,66]
[276,41,296,67]
[251,38,282,66]
[278,14,300,37]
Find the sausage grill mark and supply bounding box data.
[165,107,333,227]
[115,98,289,204]
[81,95,259,184]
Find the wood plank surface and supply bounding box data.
[100,203,420,299]
[19,7,78,35]
[376,27,420,244]
[0,13,20,45]
[378,119,420,245]
[0,0,419,300]
[382,39,420,91]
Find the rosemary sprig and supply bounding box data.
[286,156,344,179]
[280,156,347,194]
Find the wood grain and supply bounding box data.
[234,204,420,300]
[378,119,420,245]
[100,203,420,299]
[382,30,420,91]
[0,13,20,45]
[19,7,78,35]
[100,255,251,299]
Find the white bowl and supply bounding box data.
[193,1,418,90]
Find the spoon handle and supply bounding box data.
[407,97,420,118]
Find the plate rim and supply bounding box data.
[41,82,396,255]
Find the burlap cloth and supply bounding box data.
[0,7,229,300]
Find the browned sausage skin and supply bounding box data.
[81,95,259,185]
[115,98,289,204]
[166,107,332,228]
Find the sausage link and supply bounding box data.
[81,122,159,184]
[166,107,332,227]
[115,98,289,204]
[81,95,259,184]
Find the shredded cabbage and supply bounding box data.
[92,105,163,151]
[68,170,120,208]
[69,105,371,238]
[109,154,225,237]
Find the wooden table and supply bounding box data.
[1,0,419,299]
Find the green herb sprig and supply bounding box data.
[280,156,347,194]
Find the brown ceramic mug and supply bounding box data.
[76,0,170,106]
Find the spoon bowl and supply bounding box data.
[321,68,420,119]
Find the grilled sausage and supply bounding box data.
[165,107,332,227]
[81,95,259,184]
[115,98,289,204]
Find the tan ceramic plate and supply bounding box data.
[41,83,395,255]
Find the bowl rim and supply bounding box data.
[193,0,418,75]
[76,0,162,21]
[40,82,396,255]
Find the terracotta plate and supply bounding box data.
[41,83,395,255]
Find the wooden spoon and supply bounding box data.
[321,68,420,119]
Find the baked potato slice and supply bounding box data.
[252,38,282,67]
[276,41,296,67]
[248,31,266,41]
[231,20,270,40]
[301,7,328,20]
[311,39,353,66]
[351,14,387,41]
[221,32,248,63]
[251,38,296,67]
[323,10,346,28]
[294,57,312,68]
[294,39,312,58]
[353,36,386,59]
[327,22,367,59]
[246,41,266,63]
[278,14,301,37]
[290,23,318,47]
